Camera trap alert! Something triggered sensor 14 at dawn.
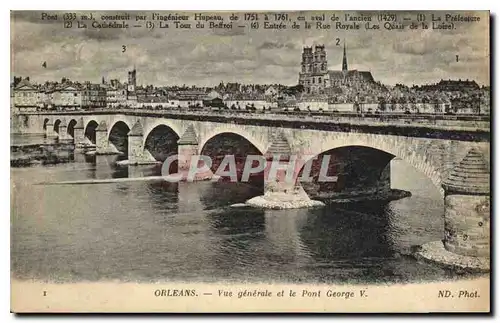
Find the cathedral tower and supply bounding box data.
[314,45,328,73]
[301,47,313,74]
[342,41,348,73]
[299,47,313,93]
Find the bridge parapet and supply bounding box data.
[13,110,490,138]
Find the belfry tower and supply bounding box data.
[127,66,137,102]
[342,41,348,73]
[127,66,136,93]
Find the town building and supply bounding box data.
[36,86,52,110]
[173,89,206,108]
[416,79,480,92]
[81,82,107,109]
[52,83,81,110]
[105,79,127,108]
[107,83,128,108]
[13,78,38,111]
[106,85,118,107]
[115,84,128,107]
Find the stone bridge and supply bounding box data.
[13,111,490,197]
[12,110,491,267]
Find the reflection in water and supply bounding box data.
[264,209,310,265]
[200,181,263,209]
[87,155,129,179]
[300,203,396,261]
[12,137,481,284]
[145,180,179,212]
[207,208,266,273]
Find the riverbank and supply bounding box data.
[11,143,75,167]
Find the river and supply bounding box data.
[11,134,470,284]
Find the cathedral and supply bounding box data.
[298,43,375,95]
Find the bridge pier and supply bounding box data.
[246,132,324,209]
[127,121,156,165]
[442,148,490,257]
[178,125,199,171]
[73,118,89,148]
[45,121,58,138]
[177,125,213,181]
[95,121,119,155]
[57,120,73,142]
[416,148,490,271]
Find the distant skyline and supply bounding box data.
[11,10,490,87]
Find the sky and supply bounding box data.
[10,10,490,87]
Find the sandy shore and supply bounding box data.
[244,193,325,209]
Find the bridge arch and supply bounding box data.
[108,121,131,155]
[42,118,50,131]
[67,119,77,138]
[107,119,134,140]
[84,120,99,144]
[301,136,444,196]
[143,124,180,161]
[142,120,182,146]
[53,119,62,134]
[298,145,396,200]
[199,126,267,155]
[199,131,265,184]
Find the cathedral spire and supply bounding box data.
[342,40,348,72]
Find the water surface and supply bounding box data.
[11,134,471,284]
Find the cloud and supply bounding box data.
[10,10,490,86]
[211,26,246,37]
[82,28,124,41]
[258,41,296,50]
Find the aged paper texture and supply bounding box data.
[10,10,491,313]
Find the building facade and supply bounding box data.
[81,83,107,109]
[52,84,81,109]
[298,43,375,95]
[13,78,38,111]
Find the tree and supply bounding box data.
[283,84,304,96]
[377,97,386,111]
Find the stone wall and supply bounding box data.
[444,194,490,257]
[297,101,329,111]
